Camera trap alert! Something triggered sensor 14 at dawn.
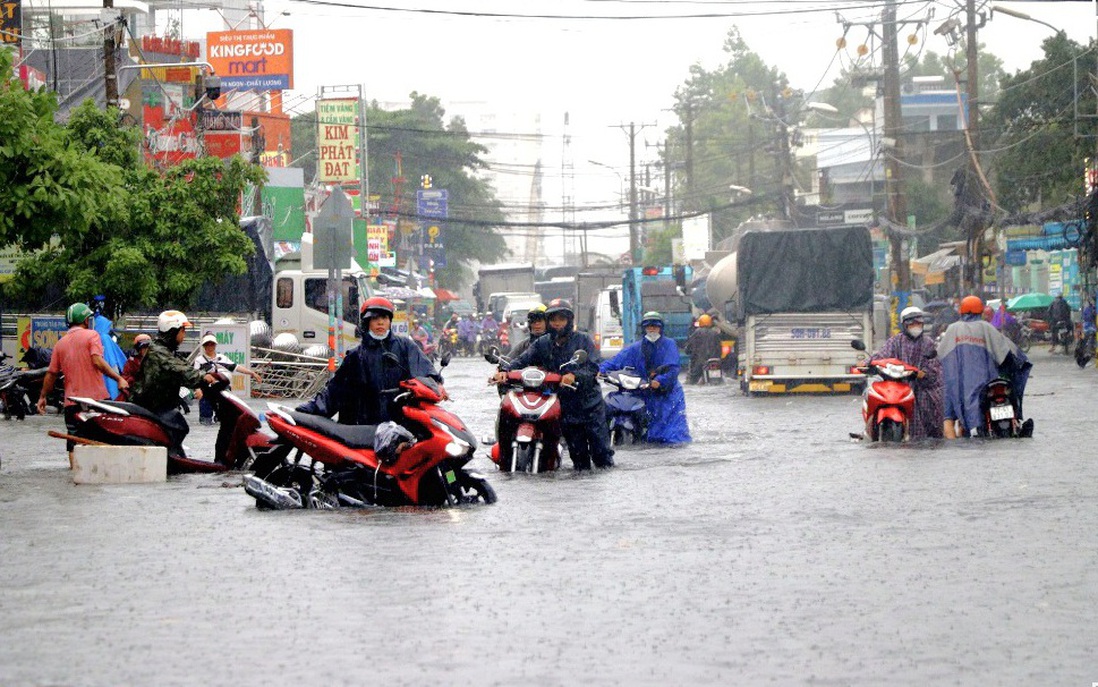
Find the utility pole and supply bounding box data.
[882,0,911,294]
[103,0,118,108]
[620,122,654,264]
[773,87,796,224]
[965,0,985,291]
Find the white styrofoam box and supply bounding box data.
[72,445,168,484]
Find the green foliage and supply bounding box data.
[984,34,1095,211]
[641,223,679,265]
[1,71,266,315]
[291,92,507,288]
[664,28,788,240]
[0,51,121,252]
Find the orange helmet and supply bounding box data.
[697,314,712,327]
[960,295,984,315]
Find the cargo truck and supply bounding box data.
[705,225,874,395]
[474,263,536,313]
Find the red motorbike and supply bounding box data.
[243,357,496,509]
[61,373,276,474]
[851,339,925,443]
[487,356,565,474]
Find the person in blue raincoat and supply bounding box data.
[599,311,691,444]
[939,295,1032,439]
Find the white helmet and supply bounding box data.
[900,306,926,324]
[157,310,191,333]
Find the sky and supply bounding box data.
[173,0,1098,259]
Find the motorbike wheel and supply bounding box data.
[1019,335,1031,353]
[877,419,904,443]
[611,426,624,447]
[513,443,536,472]
[453,469,498,504]
[253,463,313,510]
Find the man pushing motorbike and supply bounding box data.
[599,311,692,444]
[296,296,444,425]
[939,295,1032,439]
[130,310,219,451]
[493,298,614,469]
[872,306,944,440]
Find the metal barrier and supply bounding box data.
[249,346,331,399]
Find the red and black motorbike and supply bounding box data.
[61,372,276,474]
[851,339,924,443]
[243,355,496,509]
[979,377,1033,438]
[485,348,571,473]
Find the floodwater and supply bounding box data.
[1,348,1095,686]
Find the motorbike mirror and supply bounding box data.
[441,353,452,368]
[925,348,938,360]
[483,350,500,365]
[653,364,672,375]
[850,339,867,351]
[571,350,588,364]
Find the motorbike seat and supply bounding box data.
[287,410,378,449]
[16,368,47,382]
[101,400,171,424]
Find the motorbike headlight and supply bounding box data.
[445,441,466,457]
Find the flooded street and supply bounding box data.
[2,349,1096,685]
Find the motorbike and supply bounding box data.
[60,371,276,474]
[477,327,500,357]
[1051,320,1074,355]
[600,365,670,446]
[413,335,439,364]
[484,348,586,474]
[1074,330,1096,368]
[0,351,59,420]
[850,339,925,442]
[979,377,1034,438]
[243,352,496,509]
[439,328,459,359]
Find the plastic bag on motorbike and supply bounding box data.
[374,421,416,464]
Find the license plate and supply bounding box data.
[749,380,773,392]
[605,337,622,347]
[444,470,457,484]
[989,405,1014,421]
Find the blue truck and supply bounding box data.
[620,266,694,363]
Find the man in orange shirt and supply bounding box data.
[39,302,129,467]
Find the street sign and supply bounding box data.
[417,189,447,268]
[312,188,355,270]
[416,189,448,218]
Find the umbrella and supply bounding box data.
[1006,292,1054,312]
[380,286,420,301]
[923,300,952,311]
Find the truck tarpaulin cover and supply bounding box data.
[738,226,873,316]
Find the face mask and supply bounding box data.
[644,332,661,343]
[905,325,924,339]
[368,330,388,341]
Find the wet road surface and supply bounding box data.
[1,348,1096,685]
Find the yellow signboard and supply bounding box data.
[316,98,360,183]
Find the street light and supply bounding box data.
[990,6,1063,35]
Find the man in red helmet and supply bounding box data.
[938,295,1031,438]
[297,296,442,425]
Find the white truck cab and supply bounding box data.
[271,233,373,350]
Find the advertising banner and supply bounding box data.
[206,29,294,91]
[316,98,360,183]
[202,323,252,396]
[367,224,395,270]
[142,83,199,166]
[201,109,242,132]
[17,317,69,355]
[1,0,22,47]
[680,214,710,260]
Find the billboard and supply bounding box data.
[206,29,293,91]
[316,98,360,183]
[1,0,22,47]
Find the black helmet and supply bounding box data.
[545,298,574,319]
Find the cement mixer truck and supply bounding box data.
[706,225,874,395]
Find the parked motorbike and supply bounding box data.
[61,371,275,474]
[850,339,925,442]
[600,364,671,446]
[1075,331,1095,368]
[0,351,60,420]
[484,348,587,473]
[243,353,496,509]
[979,377,1034,438]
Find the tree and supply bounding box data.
[4,96,265,316]
[984,33,1094,211]
[292,93,507,288]
[0,50,121,252]
[664,28,789,245]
